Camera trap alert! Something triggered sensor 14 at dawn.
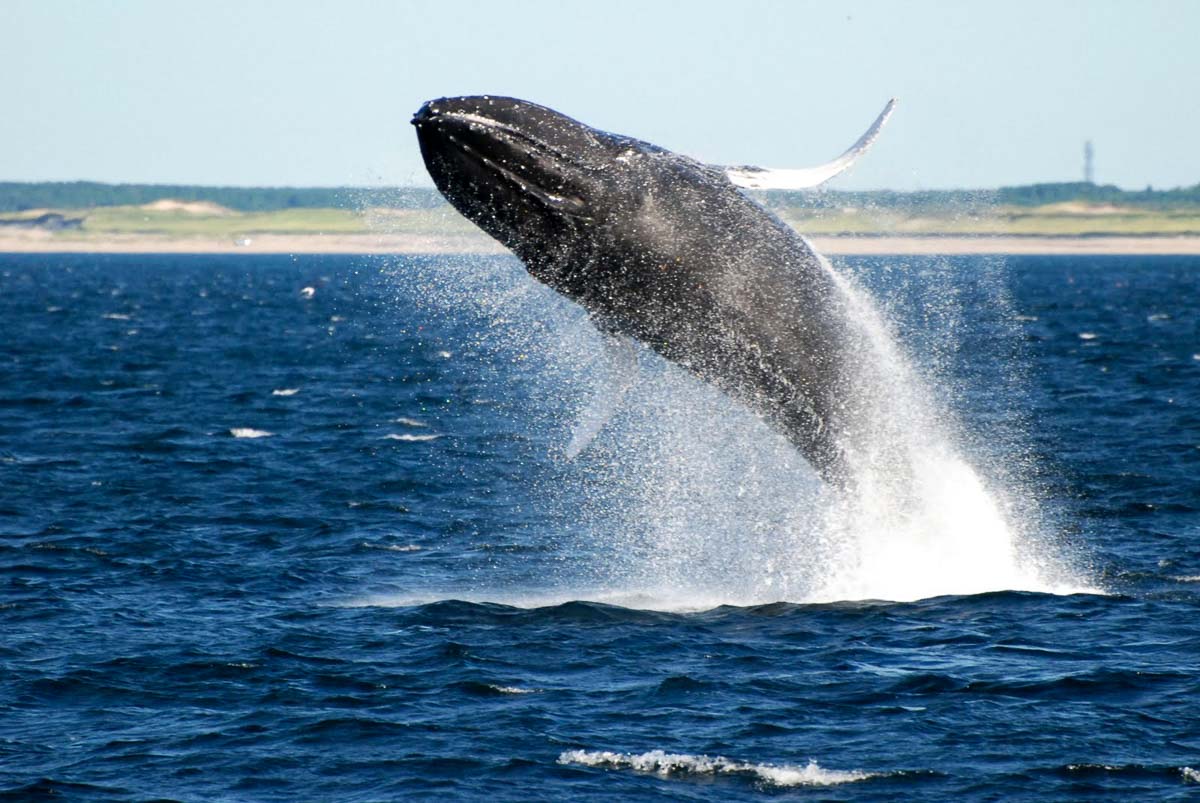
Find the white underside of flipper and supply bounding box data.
[562,333,640,460]
[724,98,897,190]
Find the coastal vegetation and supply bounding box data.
[2,181,1200,242]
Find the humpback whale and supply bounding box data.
[413,96,895,483]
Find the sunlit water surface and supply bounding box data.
[2,253,1198,801]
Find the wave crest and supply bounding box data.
[558,749,874,787]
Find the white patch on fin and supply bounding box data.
[724,98,897,190]
[562,334,639,460]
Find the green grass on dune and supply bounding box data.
[14,205,483,240]
[5,200,1200,240]
[82,206,368,236]
[777,202,1200,237]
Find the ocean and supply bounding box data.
[2,252,1198,801]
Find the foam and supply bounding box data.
[229,428,273,439]
[271,388,300,396]
[383,433,441,442]
[558,749,875,787]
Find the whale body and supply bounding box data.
[413,96,893,483]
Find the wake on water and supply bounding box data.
[376,245,1096,610]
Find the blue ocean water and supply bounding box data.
[2,252,1199,801]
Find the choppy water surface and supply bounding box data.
[2,253,1199,801]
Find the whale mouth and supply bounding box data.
[413,101,591,218]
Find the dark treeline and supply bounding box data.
[0,182,444,213]
[767,182,1200,212]
[2,180,1199,214]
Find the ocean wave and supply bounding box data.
[342,590,732,613]
[1058,762,1200,784]
[341,586,1104,615]
[360,542,421,552]
[271,388,300,396]
[383,433,441,442]
[558,749,875,787]
[455,681,540,696]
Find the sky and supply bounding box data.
[2,0,1197,191]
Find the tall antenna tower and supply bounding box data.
[1084,140,1095,184]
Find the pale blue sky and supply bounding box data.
[2,0,1197,190]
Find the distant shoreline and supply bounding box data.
[3,232,1200,256]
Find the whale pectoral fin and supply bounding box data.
[724,98,897,190]
[562,333,640,460]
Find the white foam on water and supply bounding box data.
[383,433,441,442]
[229,428,272,439]
[392,417,428,427]
[558,749,875,787]
[1182,766,1200,783]
[271,388,300,396]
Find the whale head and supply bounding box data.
[412,95,740,299]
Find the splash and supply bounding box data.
[541,255,1095,605]
[380,242,1094,606]
[803,255,1087,601]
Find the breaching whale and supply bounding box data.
[413,96,895,484]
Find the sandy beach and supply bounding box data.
[3,230,1200,256]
